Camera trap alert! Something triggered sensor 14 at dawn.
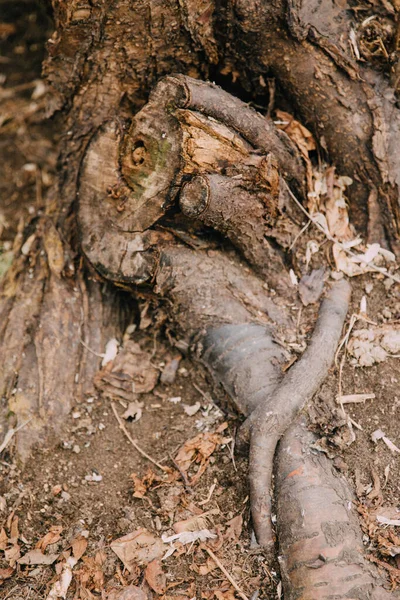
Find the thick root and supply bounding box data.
[276,417,395,600]
[246,279,351,546]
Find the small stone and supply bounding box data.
[72,445,81,454]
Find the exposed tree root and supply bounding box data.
[276,417,395,599]
[199,280,351,547]
[246,280,351,547]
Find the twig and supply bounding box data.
[169,453,193,492]
[204,546,249,600]
[0,418,32,454]
[79,338,104,358]
[283,180,400,284]
[111,402,168,473]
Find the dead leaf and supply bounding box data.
[111,529,166,571]
[276,109,316,192]
[122,401,144,422]
[95,341,159,401]
[71,535,88,560]
[224,515,243,542]
[74,552,106,595]
[0,567,14,584]
[36,525,63,552]
[174,423,229,485]
[46,556,77,599]
[298,268,325,306]
[131,469,159,499]
[191,556,217,575]
[322,168,353,240]
[102,338,120,367]
[183,402,201,416]
[5,543,20,566]
[145,559,166,594]
[106,585,148,600]
[9,514,19,540]
[162,530,217,545]
[214,590,237,600]
[160,356,181,385]
[174,515,209,533]
[18,549,59,565]
[0,528,8,551]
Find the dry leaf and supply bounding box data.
[145,559,166,594]
[111,529,166,571]
[122,401,144,422]
[276,109,316,192]
[74,552,106,595]
[36,525,63,552]
[9,514,19,540]
[18,549,59,565]
[298,268,325,306]
[96,341,158,400]
[106,585,148,600]
[0,567,14,584]
[183,402,201,416]
[5,543,20,566]
[71,535,88,560]
[102,338,120,367]
[174,515,209,533]
[131,469,158,499]
[191,556,217,575]
[175,423,229,485]
[0,528,8,551]
[224,515,243,542]
[160,356,181,385]
[162,530,217,545]
[46,556,77,599]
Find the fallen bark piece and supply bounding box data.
[276,418,394,600]
[245,279,351,546]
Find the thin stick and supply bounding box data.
[0,418,32,454]
[204,547,249,600]
[283,180,400,284]
[111,402,167,473]
[79,338,104,358]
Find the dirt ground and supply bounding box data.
[1,3,400,599]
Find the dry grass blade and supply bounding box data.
[111,402,168,473]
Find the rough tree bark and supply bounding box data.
[0,0,400,595]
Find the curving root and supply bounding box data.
[243,279,351,546]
